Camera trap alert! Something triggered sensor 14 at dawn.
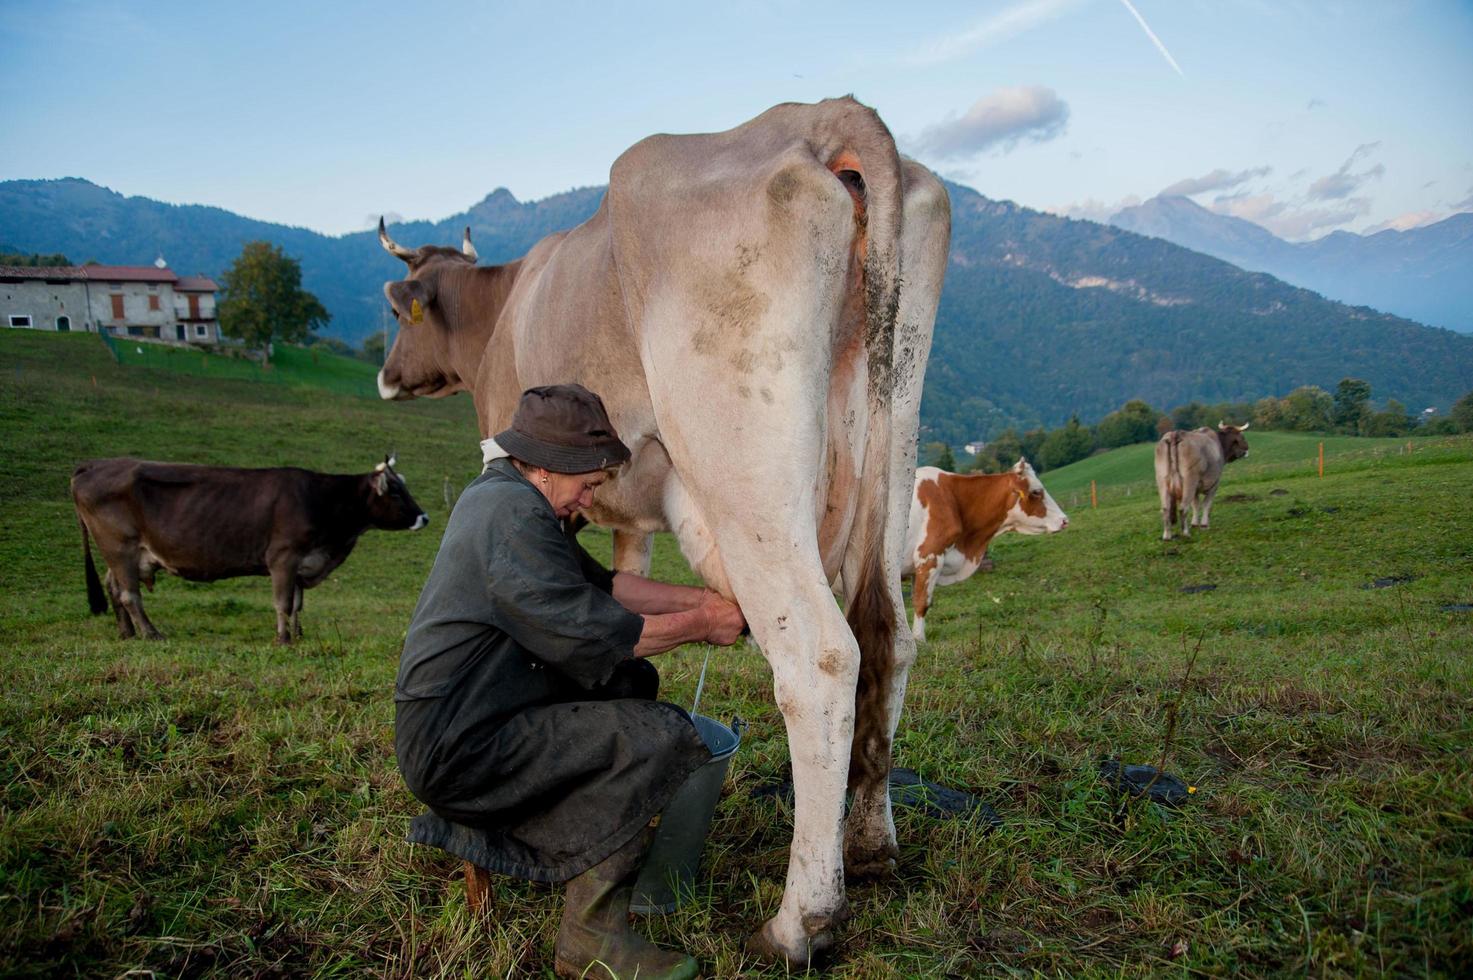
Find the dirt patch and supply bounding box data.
[1220,493,1259,504]
[1269,488,1289,496]
[1180,584,1218,594]
[1440,603,1473,613]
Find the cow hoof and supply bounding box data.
[745,920,835,972]
[275,635,294,646]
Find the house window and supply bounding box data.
[110,294,125,319]
[195,323,208,338]
[109,282,122,290]
[148,294,161,312]
[8,314,32,328]
[127,326,143,336]
[147,282,158,291]
[56,315,71,332]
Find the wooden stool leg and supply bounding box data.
[463,860,493,916]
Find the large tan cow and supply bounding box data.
[376,97,949,966]
[903,459,1067,642]
[1155,423,1250,539]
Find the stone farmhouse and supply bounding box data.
[0,259,220,344]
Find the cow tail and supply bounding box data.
[840,100,905,791]
[80,517,107,615]
[1166,433,1183,527]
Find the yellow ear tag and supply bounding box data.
[410,298,424,324]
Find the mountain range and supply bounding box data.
[1108,195,1472,335]
[3,176,1471,442]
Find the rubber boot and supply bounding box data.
[553,826,698,980]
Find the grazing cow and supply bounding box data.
[903,459,1068,642]
[1155,422,1250,540]
[376,97,949,966]
[73,455,428,643]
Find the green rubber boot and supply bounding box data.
[553,827,699,980]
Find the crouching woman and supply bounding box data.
[394,384,744,980]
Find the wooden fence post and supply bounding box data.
[1318,442,1324,478]
[1090,480,1097,509]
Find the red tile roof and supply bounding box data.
[174,276,219,292]
[0,265,87,280]
[83,265,178,283]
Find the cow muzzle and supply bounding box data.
[412,513,430,530]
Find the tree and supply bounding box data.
[919,441,955,470]
[360,332,386,364]
[1451,390,1473,433]
[1362,398,1413,437]
[218,242,329,357]
[1095,399,1159,448]
[1333,378,1372,433]
[1281,385,1333,432]
[1037,415,1094,471]
[1171,401,1210,431]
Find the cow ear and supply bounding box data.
[374,470,389,494]
[385,279,432,324]
[1013,457,1027,473]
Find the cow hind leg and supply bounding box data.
[1196,482,1219,528]
[104,570,136,639]
[112,552,162,640]
[291,583,305,639]
[911,557,938,643]
[269,562,298,645]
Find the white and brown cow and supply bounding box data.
[1154,422,1250,540]
[903,459,1068,642]
[375,98,950,967]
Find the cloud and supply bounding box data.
[1307,143,1385,201]
[1454,186,1473,211]
[1306,98,1327,110]
[904,0,1081,66]
[913,86,1070,160]
[1209,190,1367,239]
[1047,195,1142,223]
[1117,0,1184,76]
[1364,210,1443,234]
[1158,166,1272,198]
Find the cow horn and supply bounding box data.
[462,227,478,262]
[1238,422,1249,431]
[379,217,417,261]
[387,452,398,469]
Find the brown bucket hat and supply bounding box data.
[494,384,632,473]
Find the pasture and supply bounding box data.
[2,330,1470,977]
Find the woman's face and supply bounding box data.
[535,468,610,519]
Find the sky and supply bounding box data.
[3,0,1471,241]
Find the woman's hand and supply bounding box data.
[700,593,746,646]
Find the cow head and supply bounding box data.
[1002,458,1068,534]
[366,454,430,530]
[1217,421,1250,462]
[377,219,480,401]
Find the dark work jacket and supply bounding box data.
[393,459,710,882]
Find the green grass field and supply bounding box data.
[106,334,384,399]
[3,330,1470,977]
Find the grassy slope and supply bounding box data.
[2,331,1470,977]
[109,338,384,398]
[1040,430,1427,501]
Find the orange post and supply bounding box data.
[1318,442,1324,478]
[1090,479,1097,509]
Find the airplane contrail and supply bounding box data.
[1118,0,1184,76]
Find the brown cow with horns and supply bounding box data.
[73,455,428,643]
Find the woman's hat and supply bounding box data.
[494,384,632,473]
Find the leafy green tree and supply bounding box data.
[360,332,386,364]
[1362,399,1413,437]
[218,242,329,357]
[1451,390,1473,432]
[1252,396,1287,429]
[1171,402,1210,431]
[1333,378,1373,432]
[0,250,70,267]
[1020,428,1048,463]
[1095,399,1159,448]
[1037,415,1094,471]
[1281,385,1333,432]
[919,441,955,469]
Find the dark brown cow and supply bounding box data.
[73,455,428,643]
[1154,422,1250,540]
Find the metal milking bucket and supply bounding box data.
[630,713,743,914]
